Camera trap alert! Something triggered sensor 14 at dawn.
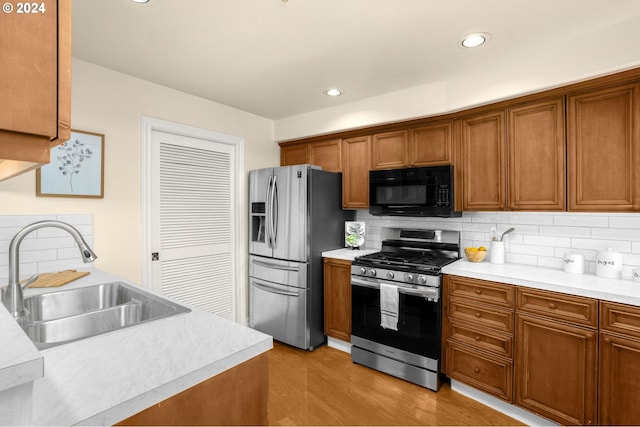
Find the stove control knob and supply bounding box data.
[359,268,367,275]
[386,271,395,279]
[369,269,377,277]
[417,275,427,285]
[404,274,414,282]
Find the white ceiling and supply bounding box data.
[72,0,640,120]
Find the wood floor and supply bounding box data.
[268,342,523,426]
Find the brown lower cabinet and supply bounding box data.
[116,352,269,426]
[444,275,515,402]
[443,275,640,426]
[323,258,352,342]
[598,301,640,425]
[514,312,597,425]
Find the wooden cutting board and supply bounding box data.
[25,270,90,288]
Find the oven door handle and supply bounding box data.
[351,277,439,301]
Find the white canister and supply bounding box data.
[490,241,505,265]
[563,253,585,274]
[633,268,640,283]
[596,248,624,279]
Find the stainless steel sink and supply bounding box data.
[22,282,191,349]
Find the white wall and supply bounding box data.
[0,59,279,284]
[357,211,640,280]
[275,15,640,141]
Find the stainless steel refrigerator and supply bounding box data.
[249,164,354,350]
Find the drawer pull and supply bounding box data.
[475,289,482,294]
[474,367,480,374]
[474,335,481,341]
[475,312,482,318]
[549,302,557,309]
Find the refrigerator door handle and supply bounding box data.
[271,175,278,248]
[266,175,274,248]
[252,259,301,271]
[252,281,300,297]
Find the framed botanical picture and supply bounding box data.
[36,129,105,198]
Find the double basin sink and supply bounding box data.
[21,282,191,349]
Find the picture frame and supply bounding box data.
[36,129,105,199]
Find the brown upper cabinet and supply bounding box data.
[457,110,507,211]
[0,0,72,181]
[410,120,454,167]
[342,136,371,209]
[567,82,640,211]
[371,130,409,170]
[309,138,342,172]
[280,142,309,166]
[281,138,342,173]
[508,98,566,211]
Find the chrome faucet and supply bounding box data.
[2,220,97,321]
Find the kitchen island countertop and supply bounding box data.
[443,259,640,306]
[0,268,272,426]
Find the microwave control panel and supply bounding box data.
[437,185,450,207]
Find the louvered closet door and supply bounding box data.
[150,130,236,320]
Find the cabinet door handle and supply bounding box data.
[603,336,611,343]
[475,288,482,294]
[548,302,557,309]
[474,367,480,374]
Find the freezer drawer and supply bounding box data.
[249,278,309,349]
[249,255,308,289]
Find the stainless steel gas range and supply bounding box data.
[350,228,460,391]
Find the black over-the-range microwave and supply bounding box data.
[369,165,461,217]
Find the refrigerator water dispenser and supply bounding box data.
[251,202,266,243]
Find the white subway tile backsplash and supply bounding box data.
[508,213,554,225]
[609,215,640,229]
[470,212,509,223]
[461,231,486,241]
[509,244,555,257]
[539,225,591,238]
[355,210,640,272]
[570,238,631,252]
[0,215,93,281]
[591,227,640,241]
[553,214,609,228]
[524,235,572,248]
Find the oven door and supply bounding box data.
[351,276,441,361]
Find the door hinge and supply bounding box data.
[151,252,159,261]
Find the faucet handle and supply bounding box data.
[21,274,40,289]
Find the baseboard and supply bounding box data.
[327,337,351,354]
[450,380,558,426]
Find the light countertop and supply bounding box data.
[0,268,272,426]
[443,260,640,306]
[322,247,379,261]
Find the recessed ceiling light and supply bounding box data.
[325,88,342,97]
[461,32,491,48]
[130,0,150,3]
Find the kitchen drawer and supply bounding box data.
[516,287,598,328]
[601,301,640,339]
[449,296,514,333]
[448,319,513,358]
[446,341,513,402]
[447,275,514,308]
